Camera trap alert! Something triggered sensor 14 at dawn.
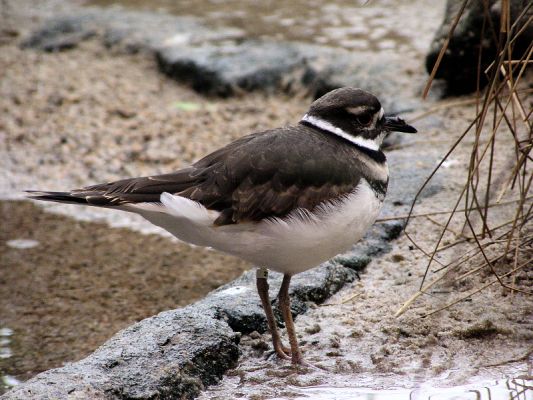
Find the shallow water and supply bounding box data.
[0,200,248,393]
[285,379,533,400]
[0,328,19,394]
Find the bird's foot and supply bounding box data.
[273,341,291,360]
[290,352,305,366]
[290,357,327,372]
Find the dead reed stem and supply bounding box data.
[396,0,532,317]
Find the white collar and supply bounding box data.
[301,114,381,152]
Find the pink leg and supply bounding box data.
[256,268,291,360]
[278,274,304,365]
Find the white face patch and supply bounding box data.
[301,114,381,152]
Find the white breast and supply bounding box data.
[247,179,384,273]
[129,179,384,275]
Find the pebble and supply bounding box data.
[6,239,40,249]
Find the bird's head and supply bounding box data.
[301,87,416,151]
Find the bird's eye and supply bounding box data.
[356,114,372,126]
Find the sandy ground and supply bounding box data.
[1,0,532,398]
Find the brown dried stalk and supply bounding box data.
[396,0,532,317]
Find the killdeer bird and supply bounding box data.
[28,87,416,365]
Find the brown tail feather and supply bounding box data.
[26,190,91,204]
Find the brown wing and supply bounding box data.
[28,124,368,225]
[178,124,365,224]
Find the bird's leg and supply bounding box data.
[256,267,291,359]
[278,273,304,365]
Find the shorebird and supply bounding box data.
[28,87,416,365]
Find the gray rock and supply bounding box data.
[335,254,372,273]
[20,15,97,52]
[426,0,533,95]
[156,40,312,97]
[2,308,239,400]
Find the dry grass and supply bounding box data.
[396,0,532,316]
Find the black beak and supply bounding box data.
[383,116,417,133]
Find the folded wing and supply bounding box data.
[28,125,364,226]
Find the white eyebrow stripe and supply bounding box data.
[301,114,380,152]
[346,106,368,115]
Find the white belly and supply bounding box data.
[130,179,384,275]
